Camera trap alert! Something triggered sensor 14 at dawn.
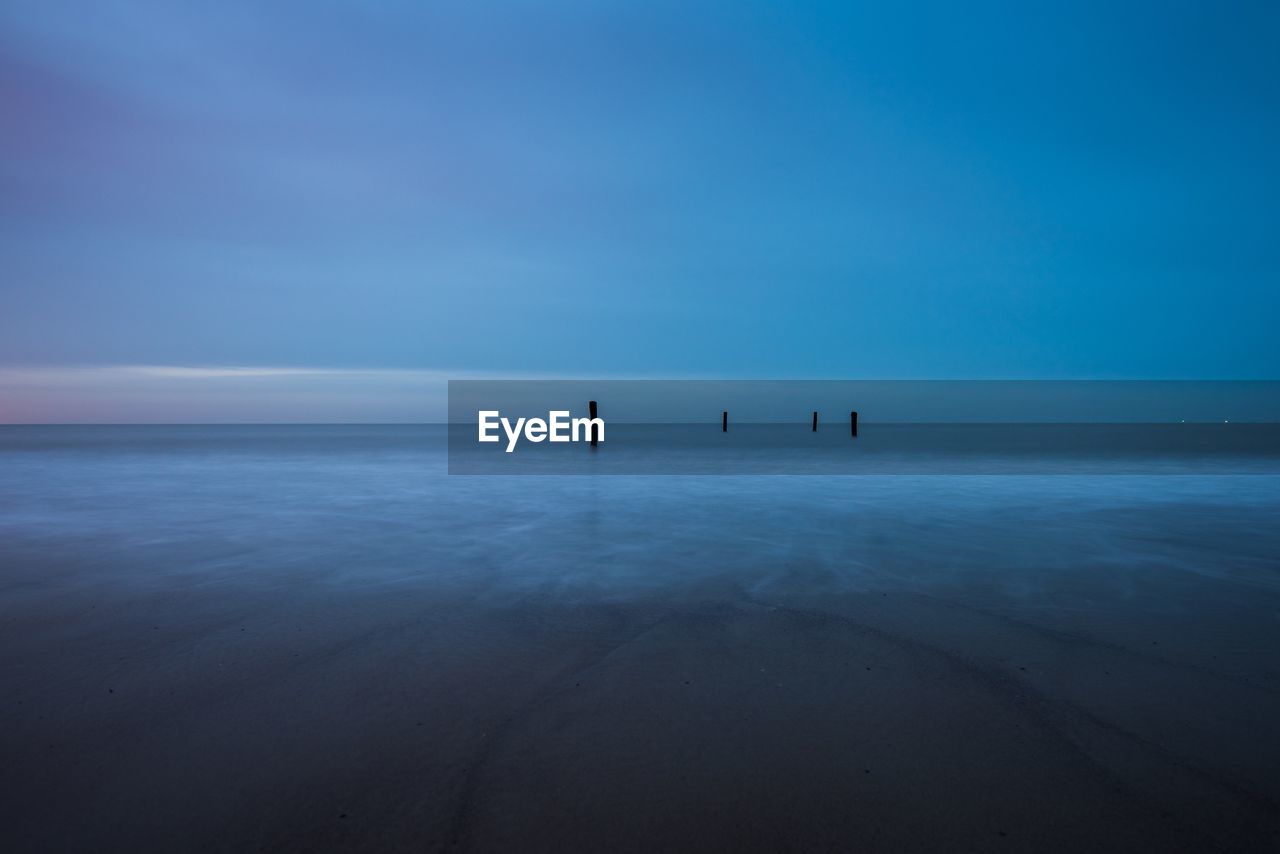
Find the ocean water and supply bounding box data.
[3,424,1280,661]
[3,424,1279,597]
[3,425,1280,850]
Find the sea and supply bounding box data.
[3,424,1280,850]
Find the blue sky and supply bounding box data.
[2,2,1278,418]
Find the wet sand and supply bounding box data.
[4,535,1280,852]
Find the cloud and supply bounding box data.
[0,365,462,422]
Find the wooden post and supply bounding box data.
[812,411,818,432]
[588,400,599,447]
[722,411,728,432]
[850,410,858,438]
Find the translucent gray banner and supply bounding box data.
[447,380,1280,474]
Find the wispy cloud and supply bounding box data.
[0,365,471,422]
[0,365,385,384]
[0,365,664,423]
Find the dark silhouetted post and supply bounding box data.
[588,400,599,447]
[722,411,728,432]
[812,411,818,432]
[850,410,858,438]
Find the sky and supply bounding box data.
[1,1,1278,420]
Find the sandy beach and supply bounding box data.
[2,430,1279,851]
